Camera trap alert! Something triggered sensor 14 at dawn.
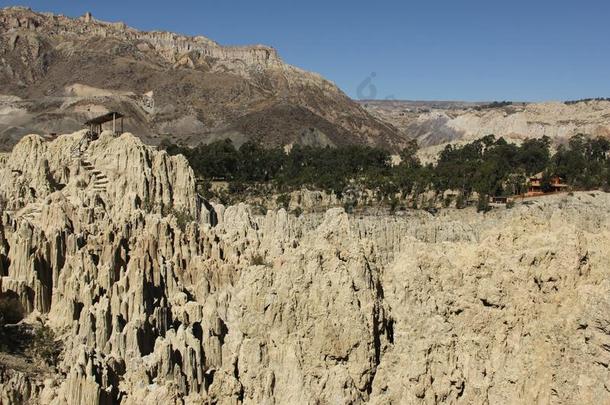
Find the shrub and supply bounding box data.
[228,181,247,195]
[477,194,491,213]
[198,179,214,199]
[343,200,356,214]
[0,295,24,326]
[389,197,399,214]
[251,204,267,216]
[276,193,291,210]
[163,206,195,232]
[455,193,466,209]
[250,253,269,267]
[142,195,154,212]
[0,192,6,213]
[0,295,25,353]
[175,209,195,231]
[28,325,60,366]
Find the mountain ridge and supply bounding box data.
[358,99,610,150]
[0,7,403,151]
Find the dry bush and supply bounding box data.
[250,253,269,267]
[0,295,24,326]
[28,326,60,366]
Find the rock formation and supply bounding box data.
[0,131,609,404]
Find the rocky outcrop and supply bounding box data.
[1,6,282,74]
[370,193,610,404]
[0,132,608,404]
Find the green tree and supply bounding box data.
[477,194,490,213]
[399,139,421,169]
[518,136,551,175]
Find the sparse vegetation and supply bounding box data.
[474,101,513,110]
[28,325,60,366]
[251,204,268,216]
[477,194,491,213]
[564,97,610,105]
[0,295,24,328]
[276,193,291,210]
[163,206,195,231]
[343,200,356,214]
[250,253,269,267]
[455,193,466,209]
[389,197,399,214]
[142,195,154,212]
[0,295,60,366]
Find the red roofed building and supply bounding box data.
[526,172,568,196]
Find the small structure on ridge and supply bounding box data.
[84,112,124,136]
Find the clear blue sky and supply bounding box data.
[3,0,610,101]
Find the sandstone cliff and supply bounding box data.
[0,132,608,404]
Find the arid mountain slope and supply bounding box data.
[0,131,609,404]
[360,99,610,148]
[0,7,402,151]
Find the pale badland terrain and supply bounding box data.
[0,131,608,404]
[0,5,609,405]
[360,99,610,159]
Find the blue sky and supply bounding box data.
[2,0,610,101]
